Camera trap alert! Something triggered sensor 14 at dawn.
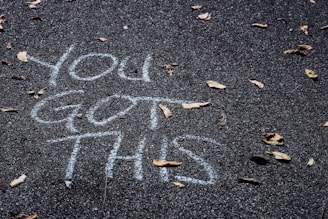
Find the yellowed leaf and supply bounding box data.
[298,44,313,50]
[191,5,202,10]
[251,23,268,29]
[17,51,28,62]
[182,102,210,109]
[305,68,318,79]
[320,25,328,30]
[237,177,259,184]
[262,133,284,146]
[25,0,42,9]
[307,158,315,166]
[6,42,12,49]
[97,37,107,42]
[159,103,172,118]
[10,174,27,187]
[172,181,186,188]
[153,159,182,167]
[266,151,291,161]
[321,121,328,126]
[248,77,264,89]
[197,12,211,20]
[0,107,17,112]
[300,25,309,35]
[206,80,226,89]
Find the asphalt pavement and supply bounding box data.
[1,0,328,218]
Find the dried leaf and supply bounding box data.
[298,44,313,50]
[206,80,226,89]
[10,174,27,187]
[218,112,227,126]
[237,177,259,184]
[310,0,316,3]
[26,90,36,95]
[97,37,107,42]
[6,42,12,49]
[251,23,268,29]
[197,12,211,20]
[307,158,315,166]
[159,104,172,118]
[25,0,42,9]
[12,75,27,80]
[182,102,210,109]
[191,5,202,10]
[262,133,284,146]
[320,25,328,30]
[172,181,185,188]
[161,64,177,76]
[17,51,28,62]
[37,88,46,95]
[321,121,328,127]
[266,151,291,161]
[2,60,13,66]
[153,159,182,167]
[250,154,269,165]
[30,16,42,20]
[300,25,309,35]
[283,49,306,56]
[10,213,37,219]
[305,68,318,79]
[248,77,264,89]
[0,15,5,30]
[0,107,17,112]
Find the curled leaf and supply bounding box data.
[182,102,210,109]
[153,159,182,167]
[251,23,268,29]
[262,133,284,146]
[298,44,313,50]
[248,77,264,89]
[206,80,226,89]
[266,151,291,161]
[197,12,211,20]
[300,25,309,35]
[159,103,172,118]
[307,158,315,167]
[237,177,259,184]
[172,181,185,188]
[10,213,37,219]
[17,51,28,62]
[10,174,27,187]
[305,68,318,79]
[0,107,17,112]
[191,5,202,10]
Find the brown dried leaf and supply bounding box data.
[182,102,210,109]
[197,12,211,20]
[25,0,42,9]
[10,174,27,187]
[2,60,13,66]
[6,42,12,49]
[237,177,259,184]
[206,80,226,89]
[320,25,328,30]
[218,112,227,126]
[250,154,269,165]
[248,77,264,89]
[305,68,318,79]
[191,5,202,10]
[159,104,172,118]
[10,213,37,219]
[266,151,291,161]
[97,37,107,42]
[298,44,313,50]
[17,51,28,62]
[263,133,284,146]
[0,107,17,112]
[153,159,182,167]
[300,25,309,35]
[321,121,328,126]
[172,181,186,188]
[283,49,306,56]
[251,23,268,29]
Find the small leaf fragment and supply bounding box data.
[0,107,17,112]
[206,80,226,89]
[237,177,259,184]
[10,174,27,187]
[26,90,36,95]
[12,75,27,80]
[159,104,172,118]
[262,133,284,146]
[298,44,313,50]
[37,88,46,95]
[266,151,291,161]
[307,158,315,167]
[250,154,269,165]
[197,12,211,20]
[300,25,309,35]
[321,121,328,127]
[191,5,202,10]
[6,42,12,49]
[251,23,268,29]
[172,181,185,188]
[161,63,177,76]
[17,51,28,62]
[97,37,107,42]
[320,25,328,30]
[305,68,318,79]
[153,159,182,167]
[182,102,210,109]
[0,15,6,30]
[25,0,42,9]
[310,0,316,3]
[283,49,306,56]
[248,77,264,89]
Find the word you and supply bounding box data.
[27,44,153,86]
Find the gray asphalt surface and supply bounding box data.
[1,0,328,218]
